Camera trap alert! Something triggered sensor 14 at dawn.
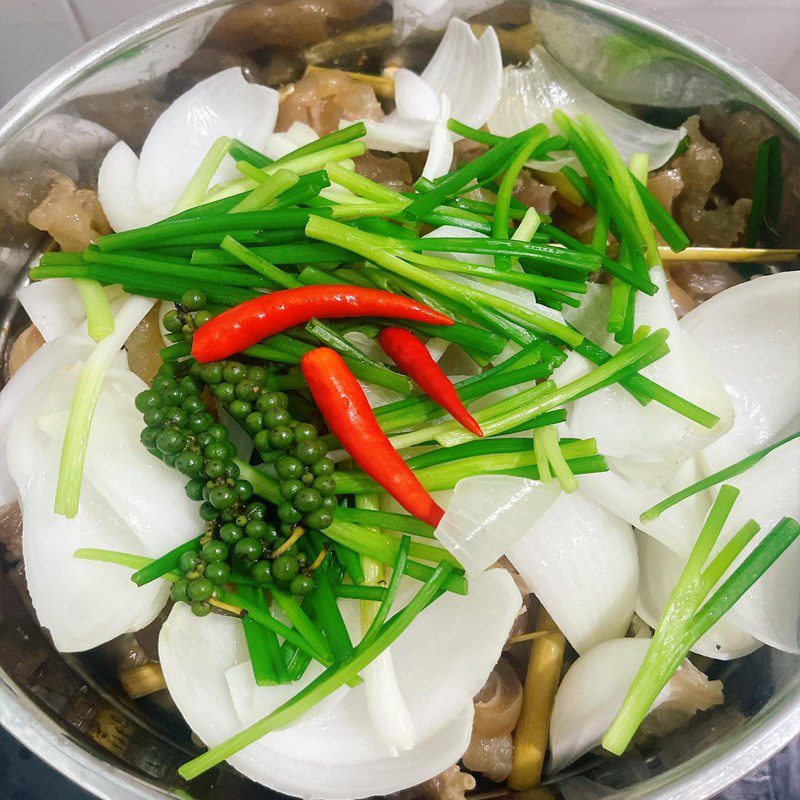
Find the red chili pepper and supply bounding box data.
[301,347,445,528]
[378,327,483,438]
[192,285,453,363]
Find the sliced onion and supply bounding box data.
[680,272,800,474]
[549,637,722,771]
[423,225,494,267]
[393,69,440,121]
[435,475,560,575]
[7,372,168,653]
[419,20,502,131]
[720,438,800,653]
[263,122,318,160]
[422,94,454,181]
[567,268,733,487]
[507,491,638,654]
[137,68,278,212]
[160,569,520,798]
[98,141,164,231]
[635,534,760,660]
[359,19,502,154]
[16,279,85,341]
[99,69,278,230]
[489,48,685,170]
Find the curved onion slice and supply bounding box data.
[422,94,454,180]
[99,69,278,230]
[635,534,760,660]
[137,68,278,211]
[719,438,800,653]
[7,367,168,652]
[16,279,85,341]
[567,268,733,487]
[549,637,722,771]
[489,48,685,170]
[435,475,560,575]
[18,446,168,652]
[360,20,502,153]
[507,491,638,654]
[263,122,318,160]
[393,69,440,122]
[98,141,164,232]
[160,569,519,798]
[680,272,800,473]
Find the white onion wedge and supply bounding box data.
[507,492,638,654]
[567,268,733,487]
[17,441,167,652]
[435,476,560,575]
[263,122,318,160]
[681,272,800,474]
[635,534,760,660]
[99,69,278,230]
[719,438,800,653]
[419,20,502,131]
[549,638,722,771]
[137,68,278,212]
[422,94,454,180]
[489,48,685,170]
[360,20,502,153]
[160,569,519,798]
[393,68,440,121]
[16,279,85,341]
[98,141,165,232]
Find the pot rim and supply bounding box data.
[0,2,797,799]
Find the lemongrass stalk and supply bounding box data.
[173,136,232,213]
[55,296,155,517]
[659,246,800,263]
[231,168,299,213]
[508,608,565,789]
[73,278,115,341]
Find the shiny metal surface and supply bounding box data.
[0,2,797,799]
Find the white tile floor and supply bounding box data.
[0,0,797,105]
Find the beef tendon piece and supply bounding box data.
[701,105,800,243]
[125,305,167,386]
[28,174,111,252]
[355,151,413,192]
[668,260,743,310]
[209,0,384,52]
[650,116,751,247]
[462,734,514,783]
[277,68,383,135]
[77,88,167,151]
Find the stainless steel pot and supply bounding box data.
[0,2,797,799]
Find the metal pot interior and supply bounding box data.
[0,2,797,799]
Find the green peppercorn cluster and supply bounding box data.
[195,358,338,533]
[134,291,321,615]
